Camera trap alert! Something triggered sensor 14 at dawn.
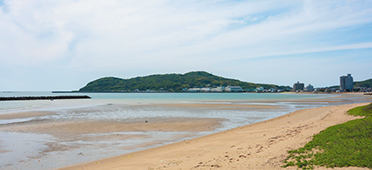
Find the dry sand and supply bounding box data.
[61,102,370,170]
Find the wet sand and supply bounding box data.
[62,102,370,170]
[0,111,51,119]
[0,113,225,170]
[153,103,281,110]
[1,93,372,169]
[0,117,223,138]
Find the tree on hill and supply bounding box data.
[79,71,290,92]
[355,78,372,88]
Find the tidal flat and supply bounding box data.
[1,92,371,169]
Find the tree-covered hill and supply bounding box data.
[355,78,372,88]
[79,71,290,92]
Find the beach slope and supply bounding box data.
[61,103,368,170]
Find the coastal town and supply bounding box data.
[184,73,371,93]
[291,74,371,93]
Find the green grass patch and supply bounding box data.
[348,103,372,117]
[282,103,372,169]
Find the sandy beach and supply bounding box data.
[61,102,370,170]
[2,93,372,169]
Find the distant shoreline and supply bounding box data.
[52,91,371,95]
[53,91,284,93]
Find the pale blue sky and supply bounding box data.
[1,0,372,91]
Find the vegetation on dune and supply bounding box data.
[282,103,372,169]
[348,103,372,117]
[79,71,289,92]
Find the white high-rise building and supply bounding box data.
[340,74,353,92]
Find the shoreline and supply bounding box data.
[61,102,370,170]
[2,93,372,169]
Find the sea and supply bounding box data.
[0,91,362,169]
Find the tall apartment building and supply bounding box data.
[292,81,304,92]
[304,84,314,92]
[340,74,353,92]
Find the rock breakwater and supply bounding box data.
[0,95,91,101]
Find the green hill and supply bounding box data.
[79,71,290,92]
[355,78,372,88]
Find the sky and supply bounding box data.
[1,0,372,91]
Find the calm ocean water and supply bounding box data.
[0,91,333,112]
[0,92,340,169]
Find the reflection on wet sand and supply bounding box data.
[0,93,372,170]
[1,117,223,138]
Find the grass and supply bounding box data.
[282,103,372,169]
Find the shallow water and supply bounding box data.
[1,92,369,170]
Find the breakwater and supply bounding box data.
[0,95,91,101]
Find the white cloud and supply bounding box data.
[0,0,299,66]
[0,0,73,65]
[0,0,372,90]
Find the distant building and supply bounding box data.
[304,84,314,92]
[200,87,212,92]
[292,81,304,92]
[225,85,242,92]
[255,87,264,92]
[211,86,225,92]
[188,88,201,92]
[340,74,353,92]
[269,88,277,92]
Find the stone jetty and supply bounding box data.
[0,95,91,101]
